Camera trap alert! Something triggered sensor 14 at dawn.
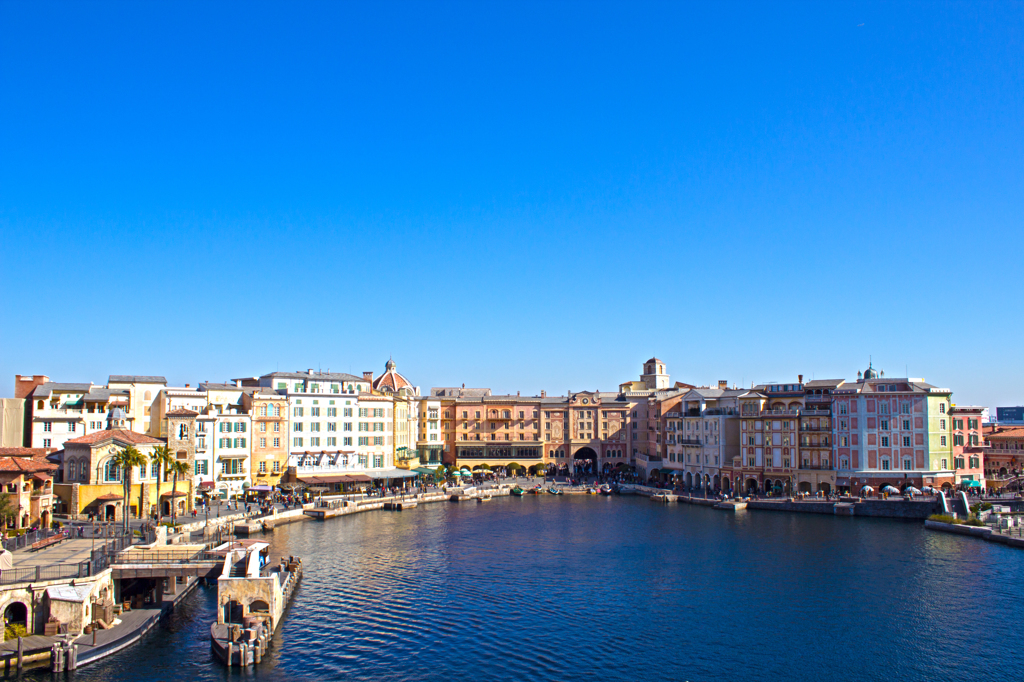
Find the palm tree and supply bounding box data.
[151,445,173,519]
[168,459,190,526]
[113,446,148,534]
[151,445,173,486]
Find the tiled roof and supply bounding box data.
[260,371,365,382]
[0,448,54,457]
[108,375,167,384]
[65,429,164,446]
[0,454,57,474]
[31,382,93,398]
[987,427,1024,440]
[166,408,199,417]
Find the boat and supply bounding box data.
[599,484,614,495]
[586,487,598,495]
[546,487,563,495]
[211,543,302,667]
[528,485,543,495]
[510,486,524,496]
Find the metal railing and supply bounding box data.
[2,528,59,553]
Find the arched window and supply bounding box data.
[144,390,152,401]
[104,460,121,482]
[178,423,188,439]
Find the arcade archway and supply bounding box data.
[573,447,598,477]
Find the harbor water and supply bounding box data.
[29,496,1024,681]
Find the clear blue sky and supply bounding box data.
[1,1,1021,407]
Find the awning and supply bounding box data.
[198,481,215,490]
[249,485,274,492]
[160,491,187,498]
[297,474,373,484]
[218,453,248,460]
[366,469,419,479]
[345,474,372,483]
[413,467,437,475]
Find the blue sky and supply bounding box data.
[1,1,1021,406]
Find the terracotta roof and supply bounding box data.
[95,493,124,501]
[0,448,54,457]
[987,427,1024,440]
[0,454,57,474]
[65,429,164,446]
[166,408,199,417]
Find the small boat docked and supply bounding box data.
[510,486,525,496]
[546,487,563,495]
[599,484,614,495]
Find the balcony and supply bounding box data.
[799,426,831,432]
[800,442,830,449]
[679,438,703,446]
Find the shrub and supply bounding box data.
[928,514,961,524]
[4,624,27,640]
[964,517,986,527]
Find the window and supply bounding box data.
[43,422,52,432]
[881,436,889,447]
[260,437,267,448]
[903,420,910,431]
[903,436,911,447]
[310,437,319,447]
[293,422,303,432]
[344,437,352,446]
[311,407,320,417]
[311,422,320,432]
[940,436,947,446]
[293,437,303,447]
[273,437,280,447]
[841,436,849,447]
[327,437,336,446]
[880,420,889,430]
[273,461,281,473]
[344,422,352,431]
[259,461,267,473]
[839,404,848,415]
[358,436,369,446]
[881,459,890,471]
[234,438,246,448]
[151,461,160,478]
[104,460,121,482]
[359,408,368,417]
[373,455,383,468]
[222,459,241,475]
[903,459,912,470]
[344,408,353,417]
[195,459,208,475]
[293,407,303,417]
[939,403,946,414]
[274,423,280,432]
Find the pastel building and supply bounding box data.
[949,405,986,487]
[833,363,954,494]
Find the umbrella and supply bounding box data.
[860,485,874,493]
[881,485,900,494]
[451,470,464,477]
[921,486,937,493]
[904,486,922,496]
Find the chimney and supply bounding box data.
[235,380,242,387]
[185,383,190,389]
[718,380,727,389]
[541,390,546,398]
[14,375,49,400]
[362,372,373,383]
[798,374,803,384]
[517,391,520,397]
[307,368,314,375]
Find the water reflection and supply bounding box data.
[30,497,1024,682]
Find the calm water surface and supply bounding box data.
[33,497,1024,681]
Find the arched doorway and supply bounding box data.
[40,510,50,528]
[685,472,693,488]
[712,475,720,491]
[746,478,758,494]
[573,447,598,477]
[819,483,831,495]
[4,602,28,634]
[722,477,732,493]
[105,504,117,521]
[224,600,244,624]
[798,481,812,493]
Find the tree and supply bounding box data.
[434,465,447,483]
[0,492,16,531]
[113,446,148,534]
[168,459,190,526]
[151,445,173,487]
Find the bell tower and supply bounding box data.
[640,358,670,390]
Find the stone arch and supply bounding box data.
[798,481,812,493]
[685,472,693,487]
[722,477,732,492]
[3,601,28,631]
[819,482,831,494]
[712,474,720,490]
[745,478,759,494]
[249,599,270,615]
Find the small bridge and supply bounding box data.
[110,548,224,580]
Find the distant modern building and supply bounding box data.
[996,407,1024,425]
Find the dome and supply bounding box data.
[109,407,127,421]
[863,362,879,380]
[373,359,412,394]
